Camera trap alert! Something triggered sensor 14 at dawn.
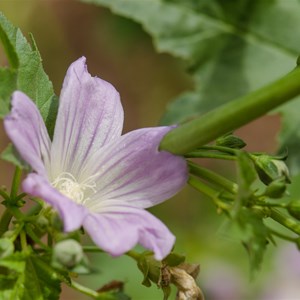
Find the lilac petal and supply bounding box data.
[4,91,51,176]
[83,201,175,260]
[51,57,124,179]
[82,127,188,209]
[22,173,87,232]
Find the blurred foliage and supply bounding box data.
[83,0,300,175]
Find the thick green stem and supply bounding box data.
[160,67,300,154]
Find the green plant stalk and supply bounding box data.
[160,67,300,154]
[200,145,238,155]
[269,209,300,235]
[70,280,116,299]
[188,176,230,211]
[10,167,22,200]
[185,151,236,160]
[189,162,238,194]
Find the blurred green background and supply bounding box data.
[0,1,298,299]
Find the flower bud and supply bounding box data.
[252,155,290,185]
[288,200,300,220]
[216,134,246,149]
[264,178,287,198]
[52,239,83,269]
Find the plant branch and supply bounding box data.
[160,67,300,154]
[269,209,300,235]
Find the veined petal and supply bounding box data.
[22,173,87,232]
[4,91,51,176]
[83,201,175,260]
[50,57,124,179]
[82,127,188,209]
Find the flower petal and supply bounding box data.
[82,127,188,209]
[22,173,87,232]
[83,201,175,260]
[50,57,124,179]
[4,91,51,176]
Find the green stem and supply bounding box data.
[82,245,104,253]
[10,167,22,200]
[200,145,238,155]
[7,205,24,220]
[185,151,236,160]
[160,67,300,154]
[25,224,50,251]
[20,230,27,250]
[269,209,300,235]
[70,280,108,299]
[188,176,230,211]
[189,162,238,194]
[257,202,288,208]
[0,209,13,236]
[14,193,27,202]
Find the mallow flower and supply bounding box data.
[4,57,188,260]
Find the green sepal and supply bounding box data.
[264,178,287,199]
[163,252,185,267]
[136,252,160,287]
[252,154,290,185]
[216,133,246,149]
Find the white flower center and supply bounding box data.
[52,172,97,205]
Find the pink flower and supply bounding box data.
[4,57,188,260]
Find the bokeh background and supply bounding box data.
[0,1,299,299]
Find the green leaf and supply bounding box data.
[0,12,58,136]
[0,252,27,300]
[22,256,62,300]
[82,0,300,172]
[0,253,65,300]
[82,0,300,118]
[0,68,16,118]
[237,208,269,276]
